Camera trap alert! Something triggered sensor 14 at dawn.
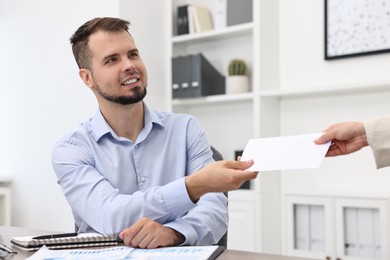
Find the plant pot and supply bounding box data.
[225,76,249,94]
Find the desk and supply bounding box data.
[0,226,312,260]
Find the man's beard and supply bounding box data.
[95,84,147,105]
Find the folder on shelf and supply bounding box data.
[188,5,213,33]
[11,233,117,251]
[214,0,227,30]
[189,53,225,98]
[172,53,225,99]
[177,5,189,35]
[172,55,191,99]
[227,0,252,26]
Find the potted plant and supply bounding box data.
[226,59,249,94]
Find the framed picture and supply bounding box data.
[325,0,390,60]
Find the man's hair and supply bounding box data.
[70,17,130,69]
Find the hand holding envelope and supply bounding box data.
[240,133,331,172]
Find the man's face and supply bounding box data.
[82,30,148,105]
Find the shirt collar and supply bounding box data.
[90,102,164,142]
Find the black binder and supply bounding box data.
[177,5,189,35]
[172,55,191,99]
[172,53,225,99]
[188,53,225,98]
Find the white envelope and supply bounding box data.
[240,133,331,171]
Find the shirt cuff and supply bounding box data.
[164,220,197,245]
[161,177,195,216]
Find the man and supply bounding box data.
[315,116,390,169]
[51,17,258,249]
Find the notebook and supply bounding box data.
[11,233,117,251]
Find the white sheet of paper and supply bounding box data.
[240,133,331,171]
[27,245,221,260]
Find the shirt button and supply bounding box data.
[140,177,146,182]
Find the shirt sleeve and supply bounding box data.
[51,137,196,235]
[162,117,229,246]
[51,113,228,245]
[364,116,390,169]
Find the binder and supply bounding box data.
[189,5,213,33]
[214,0,227,30]
[172,54,225,99]
[177,5,189,35]
[227,0,253,26]
[187,53,225,98]
[172,55,191,99]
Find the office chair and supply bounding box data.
[210,146,228,248]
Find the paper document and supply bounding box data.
[27,245,224,260]
[240,133,331,171]
[27,246,132,260]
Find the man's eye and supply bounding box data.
[106,58,117,64]
[129,53,138,58]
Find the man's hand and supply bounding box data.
[119,217,184,249]
[185,160,258,202]
[315,122,368,157]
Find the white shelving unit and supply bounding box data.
[166,0,390,256]
[168,0,263,251]
[285,193,390,260]
[261,80,390,98]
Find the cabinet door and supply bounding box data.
[228,190,258,251]
[335,198,389,260]
[285,195,334,259]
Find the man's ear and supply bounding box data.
[79,68,94,89]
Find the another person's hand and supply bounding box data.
[119,217,184,249]
[314,122,368,157]
[185,160,258,202]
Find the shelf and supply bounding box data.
[172,92,254,106]
[260,80,390,98]
[172,80,390,106]
[172,23,253,45]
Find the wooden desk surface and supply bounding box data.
[0,226,312,260]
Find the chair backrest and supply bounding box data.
[210,146,228,248]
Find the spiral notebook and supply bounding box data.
[11,233,117,251]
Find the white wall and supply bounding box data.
[0,0,168,231]
[277,0,390,255]
[280,0,390,90]
[279,0,390,193]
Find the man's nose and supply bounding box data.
[123,59,136,72]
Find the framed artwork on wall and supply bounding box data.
[325,0,390,60]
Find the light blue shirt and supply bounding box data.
[51,103,228,245]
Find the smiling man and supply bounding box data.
[51,17,258,249]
